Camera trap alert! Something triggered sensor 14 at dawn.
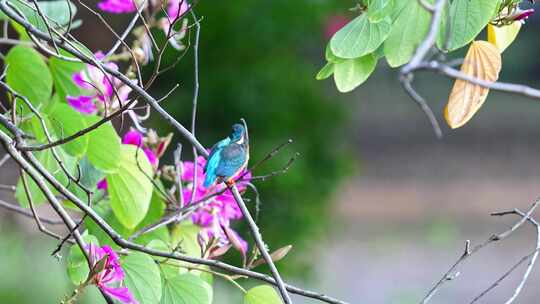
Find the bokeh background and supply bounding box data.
[1,0,540,303]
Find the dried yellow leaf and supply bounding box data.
[444,41,502,129]
[487,22,521,53]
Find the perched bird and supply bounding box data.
[203,123,249,188]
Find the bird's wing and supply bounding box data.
[215,143,247,178]
[203,138,230,187]
[204,138,230,173]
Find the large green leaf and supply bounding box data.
[67,233,99,285]
[333,54,377,93]
[107,145,153,229]
[440,0,500,51]
[85,116,121,173]
[367,0,393,23]
[84,202,132,249]
[170,223,202,259]
[2,0,77,33]
[123,252,162,304]
[244,285,282,304]
[383,0,433,67]
[48,103,89,157]
[132,190,170,246]
[330,14,391,59]
[5,46,52,114]
[49,51,85,101]
[15,148,75,207]
[161,273,213,304]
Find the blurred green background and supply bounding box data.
[3,0,540,303]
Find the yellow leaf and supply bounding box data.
[487,22,521,53]
[444,41,502,129]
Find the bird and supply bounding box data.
[203,123,249,188]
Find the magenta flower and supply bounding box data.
[97,0,137,13]
[167,0,189,20]
[67,95,97,114]
[68,52,132,115]
[121,130,158,167]
[97,179,108,191]
[86,244,138,304]
[180,156,251,255]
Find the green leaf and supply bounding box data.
[123,252,162,304]
[368,0,393,23]
[333,54,377,93]
[146,240,170,263]
[133,190,170,246]
[325,44,344,63]
[85,116,121,173]
[49,51,85,101]
[316,62,334,80]
[84,202,132,249]
[19,114,49,143]
[5,46,52,114]
[48,103,89,157]
[440,0,500,51]
[161,273,213,304]
[383,0,433,67]
[244,285,283,304]
[107,145,153,229]
[330,14,391,59]
[15,148,75,207]
[4,0,77,33]
[171,223,202,259]
[64,157,104,209]
[67,233,99,285]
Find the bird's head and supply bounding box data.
[229,123,246,144]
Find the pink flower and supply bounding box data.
[122,130,144,146]
[180,156,251,255]
[167,0,189,20]
[97,179,108,191]
[97,0,137,13]
[86,244,138,304]
[68,52,132,115]
[122,130,158,167]
[67,96,97,114]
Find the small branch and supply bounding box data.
[420,199,540,303]
[0,199,65,225]
[230,185,292,303]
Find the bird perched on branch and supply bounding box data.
[203,123,249,188]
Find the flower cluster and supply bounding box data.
[86,244,137,304]
[97,0,190,52]
[67,52,132,115]
[181,156,251,257]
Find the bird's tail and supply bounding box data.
[203,173,216,188]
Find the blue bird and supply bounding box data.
[203,123,249,188]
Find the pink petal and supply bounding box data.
[143,148,158,166]
[167,0,189,19]
[122,130,143,147]
[72,72,93,90]
[97,178,108,191]
[67,95,97,114]
[101,286,139,304]
[97,0,137,14]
